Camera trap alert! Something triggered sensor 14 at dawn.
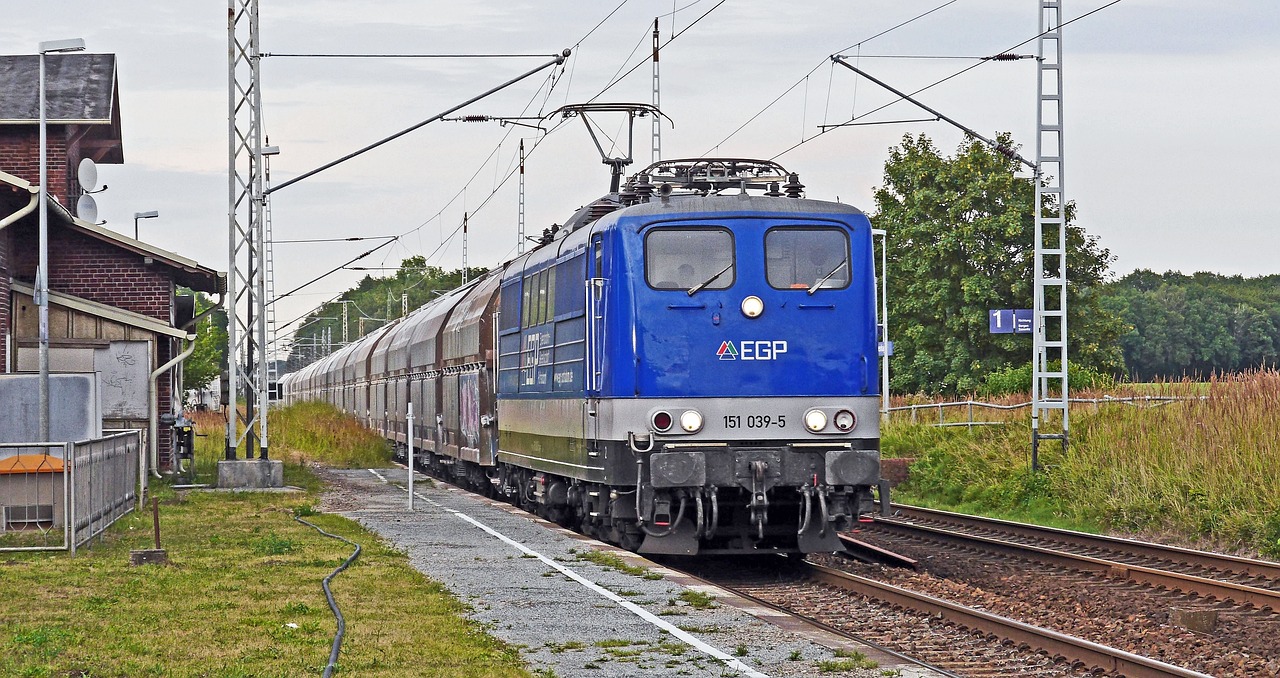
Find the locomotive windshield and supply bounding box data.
[645,227,735,291]
[765,227,850,291]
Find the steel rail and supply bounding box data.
[802,561,1213,678]
[872,517,1280,610]
[668,563,961,678]
[884,504,1280,583]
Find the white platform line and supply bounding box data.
[366,469,768,678]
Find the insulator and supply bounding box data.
[461,115,490,122]
[783,173,805,198]
[586,200,619,223]
[619,181,638,206]
[985,53,1026,61]
[764,181,783,197]
[633,173,654,203]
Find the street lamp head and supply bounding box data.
[39,38,86,54]
[134,211,160,219]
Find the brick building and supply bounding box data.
[1,53,222,467]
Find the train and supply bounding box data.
[280,157,886,555]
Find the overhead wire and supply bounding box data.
[768,0,1124,162]
[279,0,716,348]
[702,0,957,154]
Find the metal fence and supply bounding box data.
[0,430,141,554]
[887,395,1206,429]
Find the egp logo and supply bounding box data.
[716,340,788,361]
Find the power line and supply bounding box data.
[266,51,569,195]
[270,237,400,305]
[770,0,1125,161]
[274,235,397,244]
[263,52,560,59]
[703,0,957,154]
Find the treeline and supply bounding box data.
[1103,270,1280,380]
[285,256,487,371]
[874,133,1276,395]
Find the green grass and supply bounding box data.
[573,549,663,579]
[0,408,530,678]
[674,590,718,610]
[818,649,877,672]
[887,370,1280,557]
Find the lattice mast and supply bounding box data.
[518,139,526,255]
[1031,0,1069,467]
[650,18,662,165]
[264,143,278,395]
[227,0,270,459]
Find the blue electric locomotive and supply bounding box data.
[282,158,884,555]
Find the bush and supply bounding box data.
[980,361,1115,397]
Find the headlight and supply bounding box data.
[803,409,827,432]
[741,295,764,318]
[679,410,704,433]
[833,409,856,432]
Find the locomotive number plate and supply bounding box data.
[723,414,787,429]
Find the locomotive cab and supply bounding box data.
[570,159,884,555]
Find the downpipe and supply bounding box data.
[147,292,225,485]
[0,189,38,230]
[149,334,197,480]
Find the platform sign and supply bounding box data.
[877,341,894,357]
[989,309,1033,334]
[1013,309,1033,334]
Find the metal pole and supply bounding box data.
[32,38,86,442]
[407,401,415,511]
[38,49,49,442]
[873,228,889,421]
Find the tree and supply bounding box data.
[183,292,228,393]
[285,259,486,371]
[874,133,1125,395]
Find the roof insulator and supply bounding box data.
[783,173,804,198]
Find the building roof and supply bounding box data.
[0,53,123,163]
[0,171,223,293]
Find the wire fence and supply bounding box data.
[0,430,141,553]
[886,395,1206,429]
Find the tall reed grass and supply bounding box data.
[889,369,1280,557]
[188,402,391,485]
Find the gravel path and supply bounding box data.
[317,466,940,678]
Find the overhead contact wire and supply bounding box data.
[703,0,957,154]
[770,0,1125,161]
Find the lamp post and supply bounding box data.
[133,210,159,240]
[37,37,86,442]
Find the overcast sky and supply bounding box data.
[6,1,1278,346]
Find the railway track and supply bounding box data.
[869,503,1280,611]
[835,504,1280,676]
[682,556,1210,677]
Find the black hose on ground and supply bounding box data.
[294,515,362,678]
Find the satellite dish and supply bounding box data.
[78,157,99,192]
[77,193,98,224]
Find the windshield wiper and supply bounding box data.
[687,262,733,296]
[807,258,847,295]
